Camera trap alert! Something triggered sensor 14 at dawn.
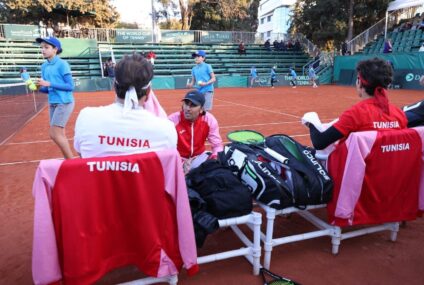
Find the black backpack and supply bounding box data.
[218,142,295,209]
[186,159,253,219]
[264,134,333,207]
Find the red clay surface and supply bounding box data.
[1,85,424,285]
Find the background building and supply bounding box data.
[257,0,296,42]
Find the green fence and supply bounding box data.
[334,53,424,89]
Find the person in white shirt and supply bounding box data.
[74,53,177,158]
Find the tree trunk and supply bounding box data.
[179,0,188,30]
[347,0,354,41]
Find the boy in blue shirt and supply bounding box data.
[250,66,257,87]
[35,37,75,159]
[308,65,317,88]
[270,66,277,88]
[289,67,297,88]
[186,50,216,111]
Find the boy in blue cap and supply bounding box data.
[186,50,216,111]
[35,36,75,159]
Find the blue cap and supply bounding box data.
[183,90,205,107]
[36,37,62,54]
[192,50,206,58]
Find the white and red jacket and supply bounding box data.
[32,149,198,285]
[327,127,424,226]
[168,111,223,159]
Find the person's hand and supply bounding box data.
[208,153,217,160]
[186,82,193,88]
[198,81,207,86]
[36,79,51,87]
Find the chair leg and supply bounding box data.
[263,208,276,270]
[169,275,178,285]
[251,212,262,275]
[389,222,400,242]
[331,226,341,255]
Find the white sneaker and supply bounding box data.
[292,86,296,88]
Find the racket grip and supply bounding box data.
[264,148,289,164]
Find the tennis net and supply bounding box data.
[0,83,48,144]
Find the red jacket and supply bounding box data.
[168,111,223,159]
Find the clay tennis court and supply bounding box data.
[1,85,423,284]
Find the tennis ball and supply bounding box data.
[198,80,203,84]
[26,79,37,91]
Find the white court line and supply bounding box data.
[0,157,62,167]
[5,139,52,145]
[215,98,301,119]
[220,120,300,129]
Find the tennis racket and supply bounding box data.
[226,130,289,164]
[260,268,301,285]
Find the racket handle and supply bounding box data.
[264,147,289,164]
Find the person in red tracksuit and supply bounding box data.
[304,57,407,150]
[168,90,223,173]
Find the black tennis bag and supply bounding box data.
[264,134,333,206]
[186,159,253,219]
[218,142,295,209]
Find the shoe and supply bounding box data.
[271,86,275,88]
[292,86,296,88]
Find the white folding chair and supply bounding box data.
[258,127,424,269]
[197,211,262,275]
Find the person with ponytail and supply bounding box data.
[305,57,407,150]
[74,52,177,158]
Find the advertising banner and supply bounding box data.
[201,31,232,43]
[115,29,152,43]
[161,30,194,43]
[4,24,40,40]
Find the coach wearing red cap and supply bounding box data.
[168,90,223,173]
[186,50,216,111]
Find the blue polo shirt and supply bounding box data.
[191,62,214,94]
[41,56,74,104]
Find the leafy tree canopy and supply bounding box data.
[156,0,259,31]
[1,0,119,28]
[290,0,391,50]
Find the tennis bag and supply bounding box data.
[218,142,295,209]
[186,159,253,219]
[264,134,333,206]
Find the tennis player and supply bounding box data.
[35,37,75,159]
[250,66,258,87]
[74,53,177,158]
[186,50,216,111]
[308,65,318,88]
[168,90,223,173]
[289,67,297,88]
[304,57,407,150]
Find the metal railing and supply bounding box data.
[347,7,419,54]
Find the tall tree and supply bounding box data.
[290,0,390,49]
[2,0,119,28]
[190,0,259,31]
[347,0,354,41]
